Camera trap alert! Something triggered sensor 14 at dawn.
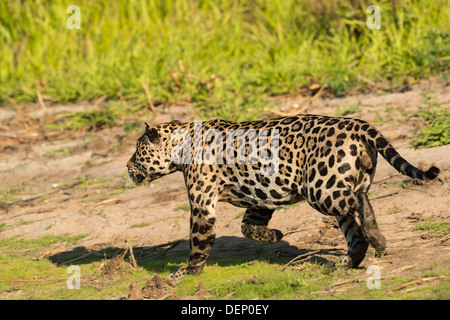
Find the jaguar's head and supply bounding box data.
[127,122,179,186]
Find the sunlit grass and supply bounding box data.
[0,235,448,299]
[0,0,448,121]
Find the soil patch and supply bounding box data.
[126,274,176,300]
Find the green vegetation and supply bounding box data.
[0,184,21,205]
[45,101,144,131]
[412,220,450,237]
[46,147,70,158]
[336,104,360,117]
[0,234,89,254]
[130,222,153,228]
[174,204,191,212]
[0,235,448,300]
[74,175,110,189]
[1,0,448,121]
[410,94,450,148]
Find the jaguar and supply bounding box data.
[127,114,439,280]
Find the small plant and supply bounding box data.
[45,102,144,132]
[0,185,20,204]
[74,175,110,189]
[175,204,191,212]
[46,147,70,158]
[123,119,141,133]
[44,108,115,131]
[130,222,152,228]
[413,220,450,236]
[410,94,450,148]
[232,212,245,220]
[387,208,400,215]
[336,105,359,116]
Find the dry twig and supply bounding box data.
[7,97,30,130]
[121,241,138,268]
[284,226,319,236]
[36,90,48,112]
[92,95,107,110]
[280,250,321,270]
[141,78,156,113]
[386,275,447,293]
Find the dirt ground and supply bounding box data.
[0,77,449,296]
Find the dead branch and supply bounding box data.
[141,78,156,113]
[36,90,48,112]
[370,192,399,201]
[168,68,181,87]
[386,275,447,293]
[280,250,321,270]
[92,95,107,110]
[284,226,319,236]
[7,97,30,130]
[440,233,450,244]
[121,241,138,268]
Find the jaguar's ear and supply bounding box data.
[145,122,160,144]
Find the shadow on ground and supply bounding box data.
[48,236,346,274]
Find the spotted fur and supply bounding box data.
[127,115,440,279]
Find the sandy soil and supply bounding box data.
[0,77,449,290]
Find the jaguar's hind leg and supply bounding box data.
[312,186,385,267]
[355,192,386,256]
[241,208,283,242]
[335,215,369,268]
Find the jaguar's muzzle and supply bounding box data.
[127,155,148,185]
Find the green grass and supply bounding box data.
[0,234,448,300]
[74,175,111,190]
[44,101,144,131]
[410,94,450,148]
[46,147,70,158]
[0,234,89,254]
[0,0,448,121]
[0,184,21,205]
[175,259,336,299]
[412,220,450,237]
[130,222,152,228]
[336,105,360,117]
[174,204,191,212]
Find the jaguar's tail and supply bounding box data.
[359,123,440,181]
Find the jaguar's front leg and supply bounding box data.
[169,182,218,280]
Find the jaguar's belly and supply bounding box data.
[218,185,304,209]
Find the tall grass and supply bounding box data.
[0,0,448,121]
